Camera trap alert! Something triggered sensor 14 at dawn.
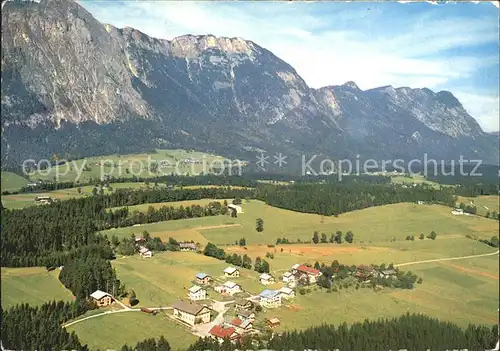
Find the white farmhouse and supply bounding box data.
[188,285,207,301]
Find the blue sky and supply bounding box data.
[80,1,499,132]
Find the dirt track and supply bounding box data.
[395,250,499,267]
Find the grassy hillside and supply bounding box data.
[1,171,29,192]
[457,195,500,217]
[66,311,196,351]
[1,267,73,308]
[102,200,499,246]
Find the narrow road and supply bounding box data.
[62,306,172,328]
[395,250,499,267]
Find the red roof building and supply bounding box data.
[208,325,239,342]
[296,264,321,276]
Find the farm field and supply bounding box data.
[457,195,500,217]
[1,267,73,308]
[66,311,197,351]
[1,182,158,209]
[1,171,30,192]
[101,200,499,247]
[25,149,245,183]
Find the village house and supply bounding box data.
[90,290,114,307]
[379,269,398,279]
[172,300,211,326]
[224,267,240,278]
[234,298,253,311]
[208,325,240,343]
[259,273,275,285]
[139,246,153,258]
[290,264,301,274]
[279,287,295,299]
[215,281,241,296]
[294,264,322,284]
[188,285,207,301]
[282,271,295,284]
[259,289,282,309]
[227,318,253,334]
[34,196,53,205]
[237,309,256,322]
[451,208,469,216]
[195,273,212,285]
[227,204,243,214]
[179,242,197,251]
[134,236,145,244]
[355,265,377,281]
[266,318,281,328]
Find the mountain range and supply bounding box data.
[1,0,498,168]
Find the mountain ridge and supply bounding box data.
[1,0,498,166]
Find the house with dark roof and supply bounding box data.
[237,309,255,321]
[172,300,211,326]
[234,298,253,311]
[208,325,239,343]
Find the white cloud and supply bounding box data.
[454,92,500,132]
[81,1,499,131]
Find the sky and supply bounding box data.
[80,0,499,132]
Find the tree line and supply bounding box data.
[257,182,456,216]
[1,300,95,351]
[59,251,125,299]
[97,201,228,230]
[203,243,270,273]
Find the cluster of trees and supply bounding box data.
[1,300,94,350]
[203,243,270,272]
[266,313,498,350]
[314,260,420,290]
[99,201,228,230]
[203,242,226,260]
[235,237,246,246]
[255,218,264,232]
[111,232,183,256]
[486,211,500,221]
[126,313,498,351]
[458,202,478,215]
[312,230,354,244]
[406,231,437,241]
[254,257,270,273]
[479,236,500,248]
[225,253,252,269]
[256,182,455,216]
[119,336,171,351]
[59,251,125,299]
[1,201,101,267]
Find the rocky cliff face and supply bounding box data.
[1,0,497,166]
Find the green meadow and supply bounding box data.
[1,267,74,308]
